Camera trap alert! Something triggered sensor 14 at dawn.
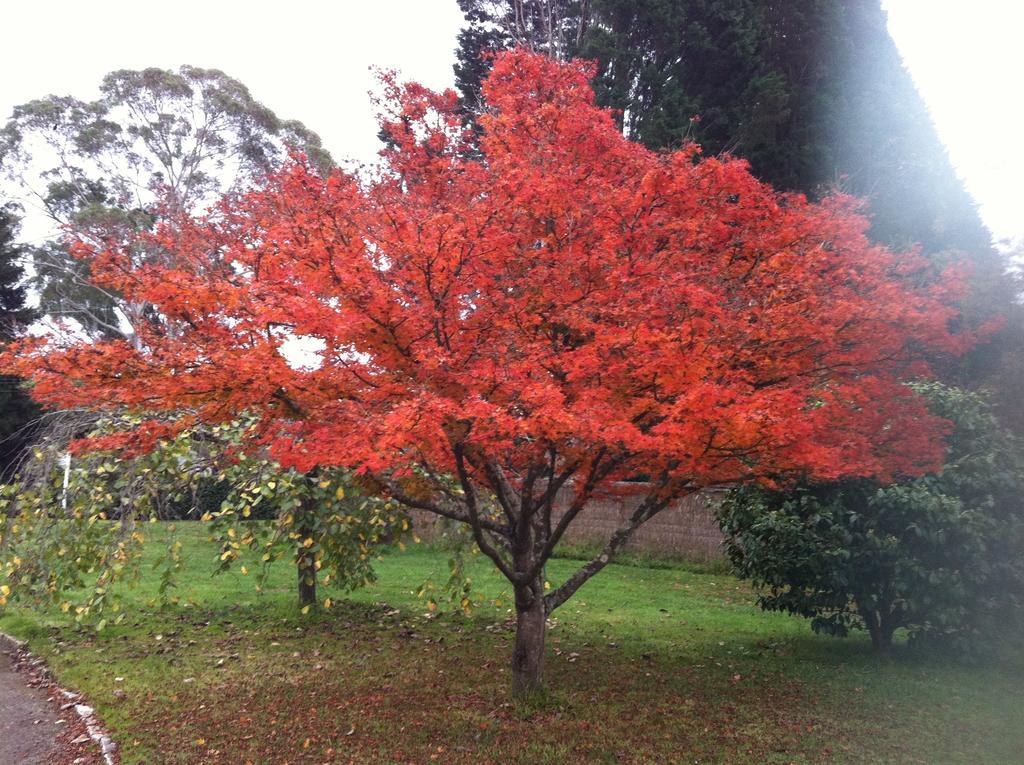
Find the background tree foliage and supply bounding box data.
[0,206,39,479]
[719,382,1024,652]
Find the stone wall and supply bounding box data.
[550,486,726,561]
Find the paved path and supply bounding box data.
[0,649,61,765]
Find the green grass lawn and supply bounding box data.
[1,523,1021,764]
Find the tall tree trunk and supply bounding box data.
[511,575,547,698]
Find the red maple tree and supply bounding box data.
[10,50,973,694]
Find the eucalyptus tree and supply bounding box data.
[1,66,332,341]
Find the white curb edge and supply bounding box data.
[0,631,117,764]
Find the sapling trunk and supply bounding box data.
[297,514,317,608]
[298,555,317,608]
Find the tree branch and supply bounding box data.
[454,444,518,583]
[382,479,505,535]
[526,450,619,581]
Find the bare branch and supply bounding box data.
[453,444,518,582]
[544,481,690,613]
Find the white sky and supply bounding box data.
[1,0,1021,247]
[882,0,1024,249]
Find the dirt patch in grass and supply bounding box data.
[112,608,839,764]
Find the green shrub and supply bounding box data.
[719,382,1024,651]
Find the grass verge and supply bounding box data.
[1,523,1021,764]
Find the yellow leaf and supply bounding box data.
[240,566,248,575]
[323,598,332,609]
[0,585,10,597]
[335,486,345,499]
[303,537,314,547]
[301,605,311,614]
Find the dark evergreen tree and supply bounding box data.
[0,207,40,479]
[455,1,991,249]
[454,0,1021,427]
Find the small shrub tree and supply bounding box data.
[0,415,404,620]
[719,382,1024,651]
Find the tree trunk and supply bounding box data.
[511,576,547,698]
[298,555,317,608]
[859,604,894,652]
[872,628,893,652]
[297,515,317,609]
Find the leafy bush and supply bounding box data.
[0,415,406,621]
[719,382,1024,651]
[164,477,232,520]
